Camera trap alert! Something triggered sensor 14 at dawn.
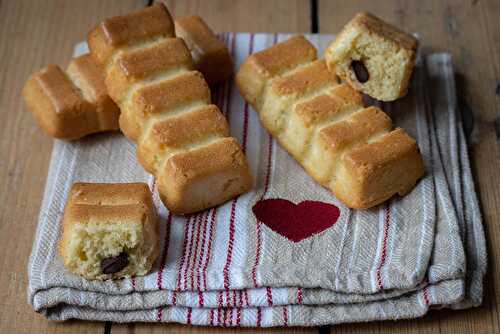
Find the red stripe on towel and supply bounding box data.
[256,307,262,327]
[190,213,203,290]
[423,287,430,305]
[217,291,223,325]
[195,212,209,307]
[224,308,229,327]
[197,290,204,308]
[186,307,192,325]
[156,306,163,322]
[222,307,228,327]
[266,286,273,306]
[243,289,249,307]
[236,306,242,326]
[203,209,217,291]
[223,200,237,291]
[282,306,288,327]
[171,291,177,306]
[376,202,391,290]
[209,308,215,326]
[223,32,253,295]
[173,215,192,305]
[183,215,197,290]
[251,217,262,287]
[156,212,172,290]
[238,290,243,307]
[423,278,431,305]
[196,210,209,293]
[297,287,303,304]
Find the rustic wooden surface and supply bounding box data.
[1,0,498,333]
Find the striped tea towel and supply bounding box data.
[27,33,486,326]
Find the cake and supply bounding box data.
[59,183,159,280]
[22,54,120,139]
[325,12,418,101]
[88,3,252,214]
[236,35,424,208]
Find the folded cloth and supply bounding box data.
[27,33,486,326]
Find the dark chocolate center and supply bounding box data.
[101,252,129,275]
[351,60,369,83]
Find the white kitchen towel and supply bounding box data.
[27,33,486,326]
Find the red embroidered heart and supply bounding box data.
[252,199,341,242]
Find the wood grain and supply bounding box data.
[113,323,317,333]
[0,1,147,333]
[159,0,311,32]
[318,0,500,333]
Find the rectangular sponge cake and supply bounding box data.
[325,12,418,101]
[88,3,252,214]
[22,54,120,140]
[59,183,159,280]
[175,15,233,85]
[236,35,424,209]
[23,7,232,141]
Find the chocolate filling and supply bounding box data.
[351,60,369,83]
[101,252,129,274]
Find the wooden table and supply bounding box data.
[1,0,498,333]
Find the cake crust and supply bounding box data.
[333,128,424,208]
[88,3,175,66]
[137,104,230,173]
[270,60,336,96]
[325,12,418,101]
[157,137,253,214]
[349,12,417,50]
[59,183,159,280]
[106,38,194,103]
[120,70,211,141]
[22,56,120,140]
[236,35,317,109]
[175,15,233,85]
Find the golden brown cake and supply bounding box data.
[22,54,120,140]
[175,15,233,85]
[325,12,418,101]
[236,35,316,110]
[88,3,252,214]
[59,183,159,280]
[236,35,424,209]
